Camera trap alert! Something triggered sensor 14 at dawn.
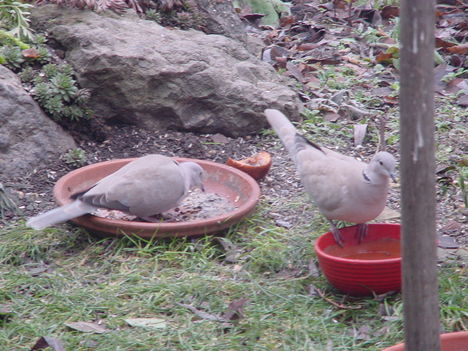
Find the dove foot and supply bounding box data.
[328,220,344,247]
[140,215,164,223]
[356,223,368,243]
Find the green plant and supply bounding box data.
[42,63,59,78]
[442,68,468,83]
[144,8,162,22]
[0,44,23,68]
[50,72,79,102]
[35,45,51,63]
[0,183,17,219]
[144,0,206,30]
[31,64,92,121]
[0,29,29,49]
[17,65,35,82]
[35,0,143,13]
[0,0,34,41]
[62,148,87,167]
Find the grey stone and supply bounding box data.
[0,66,76,177]
[30,5,301,136]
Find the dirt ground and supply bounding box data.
[1,119,466,256]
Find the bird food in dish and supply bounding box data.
[93,189,237,222]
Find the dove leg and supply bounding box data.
[356,223,368,243]
[328,220,344,247]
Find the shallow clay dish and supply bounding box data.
[381,331,468,351]
[53,157,260,238]
[315,223,401,296]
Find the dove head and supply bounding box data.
[368,151,397,182]
[180,161,205,192]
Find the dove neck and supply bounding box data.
[363,165,389,186]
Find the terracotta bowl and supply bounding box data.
[314,223,401,296]
[381,331,468,351]
[53,157,260,238]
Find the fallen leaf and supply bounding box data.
[124,317,167,329]
[456,94,468,107]
[279,15,295,27]
[177,303,227,322]
[275,219,293,228]
[297,43,322,51]
[383,95,398,105]
[437,234,459,249]
[435,37,456,49]
[261,45,289,63]
[22,48,40,59]
[210,133,229,144]
[64,321,108,334]
[372,86,393,97]
[286,61,304,83]
[323,112,341,122]
[221,298,249,321]
[376,52,394,64]
[30,336,65,351]
[353,124,367,146]
[381,5,399,19]
[446,43,468,55]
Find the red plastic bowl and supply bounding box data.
[381,331,468,351]
[53,157,260,238]
[314,223,401,296]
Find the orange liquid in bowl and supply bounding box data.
[324,238,401,260]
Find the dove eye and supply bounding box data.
[379,161,384,165]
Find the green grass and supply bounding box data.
[0,208,466,350]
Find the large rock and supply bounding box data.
[0,66,76,177]
[30,5,301,137]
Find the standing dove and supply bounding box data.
[27,154,205,230]
[264,109,396,246]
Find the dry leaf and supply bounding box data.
[381,5,399,19]
[125,317,167,329]
[64,321,108,334]
[446,43,468,55]
[210,133,230,144]
[221,298,249,321]
[437,234,459,249]
[177,303,227,322]
[30,336,65,351]
[353,124,367,146]
[22,48,40,59]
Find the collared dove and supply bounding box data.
[27,154,205,230]
[264,109,396,246]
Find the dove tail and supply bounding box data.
[26,200,95,230]
[264,109,299,155]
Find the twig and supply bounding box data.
[308,285,363,310]
[377,115,387,152]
